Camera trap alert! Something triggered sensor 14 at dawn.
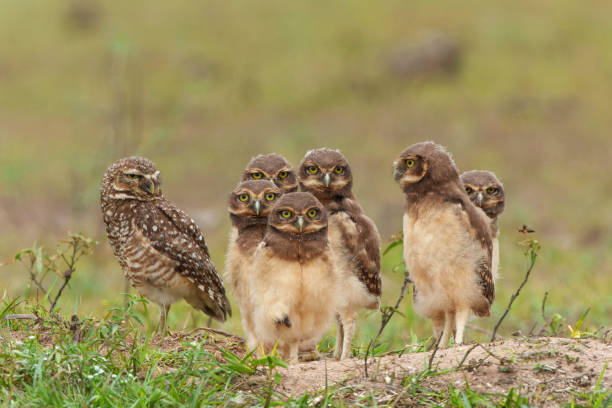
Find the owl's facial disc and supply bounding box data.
[112,169,161,200]
[300,162,349,191]
[271,206,325,234]
[393,155,427,187]
[229,187,281,218]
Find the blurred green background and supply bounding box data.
[1,0,610,347]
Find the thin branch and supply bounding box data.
[49,274,71,313]
[427,333,443,370]
[490,245,538,341]
[541,291,549,321]
[364,270,411,378]
[456,343,480,368]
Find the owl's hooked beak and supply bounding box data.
[393,168,402,181]
[295,216,304,232]
[253,200,261,215]
[143,179,155,194]
[476,192,484,205]
[323,172,331,187]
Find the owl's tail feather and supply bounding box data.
[185,293,232,323]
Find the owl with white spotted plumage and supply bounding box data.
[100,156,231,333]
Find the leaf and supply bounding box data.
[383,240,403,256]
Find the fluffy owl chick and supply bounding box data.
[461,170,505,278]
[250,192,340,363]
[225,179,282,347]
[393,142,493,347]
[299,148,381,360]
[100,157,231,333]
[242,153,298,193]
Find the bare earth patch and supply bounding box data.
[275,337,611,406]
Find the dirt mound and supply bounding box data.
[276,337,611,406]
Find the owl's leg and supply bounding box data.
[333,313,344,360]
[439,312,453,349]
[158,304,171,336]
[288,342,299,364]
[453,307,470,345]
[340,312,356,360]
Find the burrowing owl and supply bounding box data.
[225,179,282,347]
[241,153,298,193]
[461,170,505,278]
[298,148,381,360]
[100,156,231,333]
[250,192,340,363]
[393,142,493,347]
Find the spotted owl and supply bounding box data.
[100,156,231,333]
[241,153,298,193]
[393,142,493,347]
[461,170,505,278]
[249,192,341,363]
[225,179,282,348]
[298,148,381,360]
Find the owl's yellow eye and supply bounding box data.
[126,173,140,179]
[405,159,415,168]
[334,166,344,175]
[280,210,292,218]
[307,208,318,218]
[265,193,276,201]
[251,172,263,179]
[465,187,472,194]
[307,166,319,175]
[278,171,288,179]
[486,187,497,194]
[239,193,250,202]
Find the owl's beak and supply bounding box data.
[476,192,484,205]
[143,180,155,194]
[253,200,261,215]
[295,216,304,232]
[323,172,331,187]
[393,168,402,181]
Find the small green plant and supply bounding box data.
[8,233,97,313]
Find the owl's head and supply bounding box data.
[101,156,162,201]
[241,153,298,193]
[298,148,353,196]
[228,180,282,225]
[393,141,459,192]
[460,170,505,219]
[267,192,327,238]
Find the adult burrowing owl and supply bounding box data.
[250,192,340,363]
[100,156,231,333]
[393,142,493,347]
[461,170,505,278]
[299,148,381,360]
[241,153,298,193]
[225,179,282,347]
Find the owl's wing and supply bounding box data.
[138,199,232,321]
[460,198,495,315]
[341,199,382,297]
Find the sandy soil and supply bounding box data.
[274,337,611,406]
